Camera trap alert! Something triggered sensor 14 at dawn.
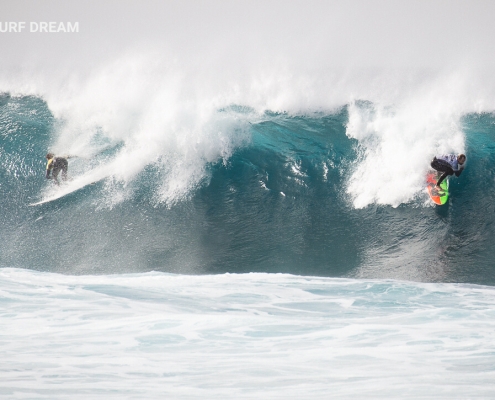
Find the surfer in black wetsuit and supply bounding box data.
[430,153,466,188]
[45,153,69,185]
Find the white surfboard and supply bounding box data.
[29,172,106,206]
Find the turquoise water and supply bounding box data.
[1,94,494,284]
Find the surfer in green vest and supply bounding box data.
[430,154,466,188]
[45,153,69,185]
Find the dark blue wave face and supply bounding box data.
[1,95,495,285]
[0,94,53,220]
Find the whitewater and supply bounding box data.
[2,268,495,399]
[2,0,495,398]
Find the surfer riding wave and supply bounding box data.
[45,153,70,185]
[430,154,466,188]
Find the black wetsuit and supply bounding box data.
[46,157,68,183]
[430,155,464,186]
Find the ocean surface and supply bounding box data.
[2,268,495,399]
[1,71,495,397]
[1,92,494,283]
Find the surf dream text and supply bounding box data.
[0,22,79,33]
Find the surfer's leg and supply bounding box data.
[431,159,453,186]
[436,168,453,187]
[436,172,450,186]
[52,168,60,185]
[61,159,68,181]
[431,159,449,173]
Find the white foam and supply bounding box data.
[4,60,495,208]
[345,71,476,208]
[2,1,495,208]
[1,268,495,398]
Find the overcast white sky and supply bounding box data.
[1,0,495,71]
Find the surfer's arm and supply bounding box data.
[453,163,464,177]
[45,159,53,179]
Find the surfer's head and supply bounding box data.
[458,154,466,165]
[46,153,54,160]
